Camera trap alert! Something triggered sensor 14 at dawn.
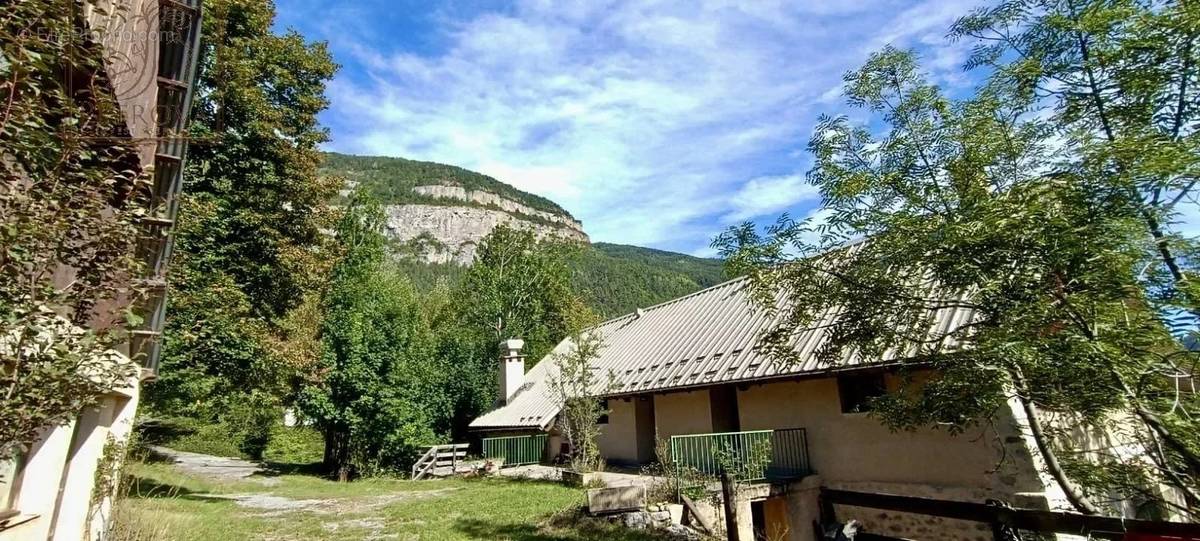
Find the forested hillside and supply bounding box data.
[575,243,726,317]
[321,152,571,217]
[395,244,726,319]
[324,152,727,317]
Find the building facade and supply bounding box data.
[471,275,1170,540]
[0,0,201,539]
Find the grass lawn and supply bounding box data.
[115,461,678,541]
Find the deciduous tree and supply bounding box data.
[298,194,447,480]
[717,34,1197,517]
[147,0,339,426]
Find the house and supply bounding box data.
[470,273,1161,540]
[0,0,202,539]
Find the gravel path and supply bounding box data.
[150,446,265,480]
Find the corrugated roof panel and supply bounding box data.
[470,256,977,430]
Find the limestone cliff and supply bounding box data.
[386,185,589,265]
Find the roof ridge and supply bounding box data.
[597,274,750,327]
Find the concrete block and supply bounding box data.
[587,485,646,514]
[666,503,684,525]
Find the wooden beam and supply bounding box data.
[681,495,714,534]
[822,489,1200,539]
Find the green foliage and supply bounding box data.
[298,195,450,479]
[717,4,1199,516]
[262,426,325,465]
[456,226,592,363]
[148,0,339,427]
[139,417,244,458]
[397,241,726,320]
[224,392,279,460]
[321,152,572,218]
[546,332,613,472]
[573,243,726,318]
[138,417,323,464]
[0,0,148,458]
[431,226,593,439]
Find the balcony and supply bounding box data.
[669,428,811,483]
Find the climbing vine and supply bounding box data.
[0,0,152,459]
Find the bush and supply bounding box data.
[263,426,324,465]
[138,417,242,458]
[139,415,325,466]
[223,393,277,460]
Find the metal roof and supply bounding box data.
[469,257,977,430]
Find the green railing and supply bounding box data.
[670,428,810,483]
[482,434,547,467]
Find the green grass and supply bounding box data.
[116,461,680,540]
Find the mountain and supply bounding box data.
[574,243,726,318]
[321,152,587,264]
[320,152,728,317]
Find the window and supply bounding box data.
[597,399,609,425]
[838,373,886,414]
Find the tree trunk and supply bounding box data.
[720,468,739,541]
[1012,376,1100,515]
[323,428,352,482]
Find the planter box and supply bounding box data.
[561,469,601,487]
[587,485,646,514]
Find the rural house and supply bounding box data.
[470,271,1166,540]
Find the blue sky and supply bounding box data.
[269,1,1014,255]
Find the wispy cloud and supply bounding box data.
[723,174,821,224]
[284,0,982,253]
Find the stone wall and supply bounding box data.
[823,480,1052,541]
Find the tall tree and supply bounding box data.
[457,226,590,362]
[717,41,1197,518]
[951,0,1200,323]
[146,0,339,420]
[447,226,591,437]
[298,194,447,480]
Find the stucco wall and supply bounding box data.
[84,0,161,163]
[653,390,713,439]
[735,376,1044,494]
[1,388,139,541]
[598,399,640,464]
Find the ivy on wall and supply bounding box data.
[0,1,151,458]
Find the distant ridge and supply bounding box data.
[321,152,573,218]
[320,152,727,316]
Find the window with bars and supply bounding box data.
[157,3,198,81]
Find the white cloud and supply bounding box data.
[722,174,821,224]
[316,0,981,251]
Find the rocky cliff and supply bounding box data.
[320,153,589,265]
[321,153,728,318]
[386,185,588,265]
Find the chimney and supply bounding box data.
[498,338,525,405]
